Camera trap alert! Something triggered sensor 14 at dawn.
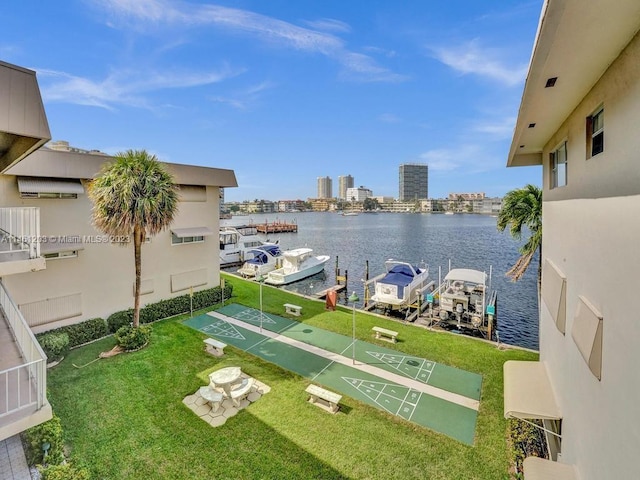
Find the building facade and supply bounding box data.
[345,186,372,202]
[503,2,640,479]
[338,175,354,200]
[0,60,237,441]
[398,163,428,201]
[316,176,332,199]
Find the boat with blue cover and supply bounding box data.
[237,244,283,278]
[370,259,430,311]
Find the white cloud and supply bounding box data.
[430,39,527,86]
[38,65,240,110]
[377,113,401,123]
[209,80,276,110]
[302,18,351,34]
[472,116,516,138]
[419,144,502,173]
[91,0,404,83]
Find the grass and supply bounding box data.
[47,273,538,479]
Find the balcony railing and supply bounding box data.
[0,207,41,259]
[0,280,47,419]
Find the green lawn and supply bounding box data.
[47,274,537,479]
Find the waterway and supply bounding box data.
[222,212,539,350]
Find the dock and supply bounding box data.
[314,284,346,299]
[254,221,298,233]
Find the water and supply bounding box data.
[222,212,539,350]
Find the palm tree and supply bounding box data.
[88,150,179,328]
[497,184,543,290]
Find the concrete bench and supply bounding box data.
[230,377,256,407]
[204,337,227,357]
[372,326,398,344]
[198,386,224,412]
[284,303,302,316]
[305,384,342,414]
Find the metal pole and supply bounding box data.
[349,291,359,365]
[259,277,264,333]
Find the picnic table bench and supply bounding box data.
[204,337,227,357]
[305,384,342,414]
[198,386,224,412]
[372,326,398,344]
[283,303,302,316]
[230,377,256,407]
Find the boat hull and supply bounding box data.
[265,256,329,285]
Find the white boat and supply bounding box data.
[370,260,430,310]
[237,244,283,278]
[219,225,276,266]
[264,248,330,285]
[431,266,497,332]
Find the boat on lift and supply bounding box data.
[237,244,283,278]
[219,225,276,266]
[370,259,430,311]
[264,247,330,285]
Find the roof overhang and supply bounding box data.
[171,227,214,238]
[523,457,578,480]
[0,61,51,172]
[504,360,561,420]
[40,237,85,255]
[508,0,640,167]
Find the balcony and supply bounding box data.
[0,207,45,276]
[0,280,51,442]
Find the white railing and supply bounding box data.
[0,280,46,418]
[0,207,41,259]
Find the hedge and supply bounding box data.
[37,318,108,350]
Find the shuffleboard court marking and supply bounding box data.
[367,351,436,384]
[200,318,246,340]
[342,377,419,418]
[207,311,479,411]
[233,307,278,325]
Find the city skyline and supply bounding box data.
[4,1,542,202]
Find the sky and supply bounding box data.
[3,0,544,202]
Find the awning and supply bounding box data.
[40,236,84,255]
[444,268,487,285]
[17,177,84,195]
[171,227,214,238]
[504,361,561,420]
[523,457,578,480]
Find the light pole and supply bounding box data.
[349,291,359,365]
[258,272,265,333]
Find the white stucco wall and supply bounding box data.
[539,28,640,480]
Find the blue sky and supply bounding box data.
[4,0,543,202]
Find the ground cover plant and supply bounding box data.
[46,273,537,479]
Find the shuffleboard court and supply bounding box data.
[183,305,482,445]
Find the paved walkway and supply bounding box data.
[0,435,31,480]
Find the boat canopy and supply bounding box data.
[444,268,487,285]
[283,247,312,259]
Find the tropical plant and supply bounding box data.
[88,150,178,328]
[497,184,543,288]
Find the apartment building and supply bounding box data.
[0,60,237,441]
[337,175,354,200]
[502,2,640,479]
[398,163,428,201]
[316,176,332,199]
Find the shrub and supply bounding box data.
[107,309,133,333]
[39,463,90,480]
[114,324,152,351]
[23,414,65,466]
[508,418,547,476]
[38,318,108,348]
[37,333,70,363]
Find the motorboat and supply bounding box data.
[237,244,283,278]
[219,225,276,266]
[430,266,497,333]
[264,248,330,285]
[370,260,430,310]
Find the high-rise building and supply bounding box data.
[399,163,428,201]
[317,176,332,199]
[338,175,354,200]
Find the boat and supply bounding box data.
[237,244,283,278]
[264,247,330,285]
[429,266,497,336]
[219,225,276,266]
[370,260,430,311]
[341,211,359,216]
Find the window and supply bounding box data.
[171,233,205,245]
[587,108,604,157]
[550,141,567,188]
[20,192,78,199]
[43,250,78,260]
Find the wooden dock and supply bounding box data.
[254,221,298,233]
